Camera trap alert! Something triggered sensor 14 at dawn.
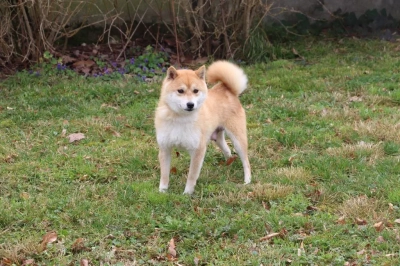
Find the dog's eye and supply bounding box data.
[193,89,199,94]
[177,89,184,94]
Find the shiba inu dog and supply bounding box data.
[155,60,251,194]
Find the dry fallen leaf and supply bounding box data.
[394,218,400,224]
[61,128,67,137]
[80,259,89,266]
[167,238,177,260]
[349,96,363,102]
[355,218,367,225]
[337,216,346,224]
[357,249,366,255]
[20,192,30,200]
[226,156,237,166]
[373,221,384,232]
[259,232,280,242]
[22,259,35,265]
[297,241,305,256]
[40,231,57,251]
[376,235,385,243]
[67,133,85,143]
[2,258,13,265]
[72,238,87,253]
[112,131,121,137]
[170,167,177,174]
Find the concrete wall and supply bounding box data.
[69,0,400,25]
[268,0,400,21]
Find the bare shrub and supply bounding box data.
[0,0,147,69]
[148,0,273,62]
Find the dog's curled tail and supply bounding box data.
[207,60,248,96]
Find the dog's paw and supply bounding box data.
[183,188,194,195]
[159,188,168,193]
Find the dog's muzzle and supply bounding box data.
[185,102,195,111]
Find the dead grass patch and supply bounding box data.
[275,167,313,183]
[247,183,294,201]
[316,106,361,121]
[0,240,41,265]
[338,195,386,221]
[326,141,384,164]
[354,120,400,142]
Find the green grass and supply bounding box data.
[1,38,400,265]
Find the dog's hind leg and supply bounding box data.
[215,129,232,159]
[225,121,251,184]
[159,147,172,192]
[183,145,207,194]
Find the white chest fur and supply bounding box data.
[156,113,201,151]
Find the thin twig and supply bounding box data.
[170,0,180,66]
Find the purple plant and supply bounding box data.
[130,58,135,64]
[57,63,67,71]
[111,62,117,68]
[118,68,126,75]
[162,67,166,72]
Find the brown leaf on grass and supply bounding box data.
[72,60,95,69]
[72,238,88,253]
[61,128,67,137]
[22,259,35,265]
[62,55,76,64]
[20,192,30,200]
[170,167,177,174]
[4,154,17,163]
[80,259,89,266]
[297,241,305,256]
[376,235,385,243]
[40,231,57,251]
[355,218,367,225]
[194,256,200,266]
[81,67,91,75]
[373,221,384,232]
[2,258,13,265]
[259,232,280,242]
[337,216,346,224]
[176,151,180,157]
[167,238,177,260]
[348,96,363,102]
[357,249,366,255]
[226,156,237,166]
[394,218,400,224]
[67,133,85,143]
[112,131,121,137]
[262,201,271,211]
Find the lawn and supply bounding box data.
[1,38,400,265]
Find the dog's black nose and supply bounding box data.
[186,102,194,109]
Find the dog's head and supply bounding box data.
[160,66,207,114]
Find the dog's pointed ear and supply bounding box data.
[195,65,206,80]
[167,66,178,80]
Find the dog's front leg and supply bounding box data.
[159,147,172,192]
[183,145,207,194]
